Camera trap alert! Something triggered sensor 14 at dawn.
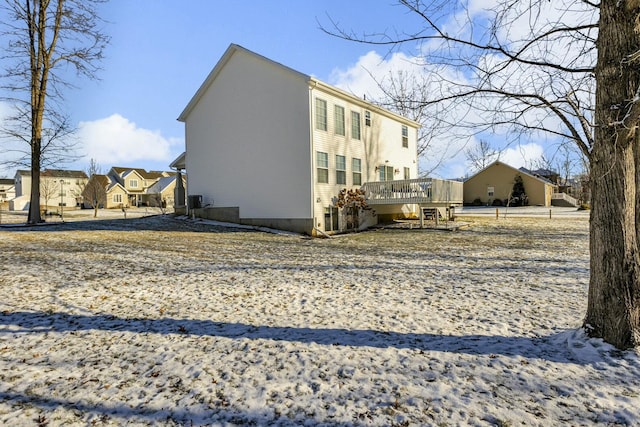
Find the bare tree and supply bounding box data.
[323,0,640,349]
[371,70,464,175]
[82,158,106,218]
[553,144,577,190]
[465,140,498,173]
[39,176,58,214]
[0,0,108,224]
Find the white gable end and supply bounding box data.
[181,45,313,219]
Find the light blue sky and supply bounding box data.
[0,1,549,179]
[73,0,398,131]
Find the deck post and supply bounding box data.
[419,204,424,228]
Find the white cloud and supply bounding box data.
[329,51,427,100]
[77,114,182,166]
[0,101,12,121]
[499,143,545,169]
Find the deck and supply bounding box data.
[361,178,463,205]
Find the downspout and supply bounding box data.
[183,125,190,218]
[309,80,318,236]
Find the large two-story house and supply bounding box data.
[174,44,462,234]
[12,169,88,212]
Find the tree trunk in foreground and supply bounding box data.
[585,0,640,348]
[27,140,42,224]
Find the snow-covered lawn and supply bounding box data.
[0,215,638,426]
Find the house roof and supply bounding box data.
[110,167,165,181]
[518,167,556,184]
[147,176,176,194]
[465,160,556,186]
[150,170,175,177]
[169,152,186,170]
[518,167,558,184]
[521,167,558,177]
[90,174,126,193]
[112,167,145,179]
[17,169,88,179]
[177,43,420,128]
[92,174,111,189]
[0,178,14,185]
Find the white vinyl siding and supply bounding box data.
[309,81,419,227]
[183,47,312,220]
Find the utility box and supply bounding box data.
[188,195,202,209]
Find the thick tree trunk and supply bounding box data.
[585,0,640,348]
[27,138,42,224]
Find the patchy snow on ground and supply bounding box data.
[0,215,638,426]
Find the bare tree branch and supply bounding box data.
[0,0,108,223]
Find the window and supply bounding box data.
[324,207,339,231]
[379,165,394,181]
[334,105,345,136]
[351,111,361,140]
[404,167,410,180]
[315,98,327,131]
[352,158,362,186]
[113,194,122,204]
[365,110,371,126]
[402,125,409,148]
[336,155,346,185]
[316,151,329,183]
[129,179,138,188]
[487,186,495,197]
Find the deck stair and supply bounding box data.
[422,207,442,221]
[551,192,579,207]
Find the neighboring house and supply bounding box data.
[464,161,556,207]
[0,178,15,205]
[84,167,182,209]
[176,44,462,235]
[520,166,585,205]
[108,167,167,207]
[520,167,560,185]
[82,174,123,209]
[11,169,88,211]
[146,175,185,208]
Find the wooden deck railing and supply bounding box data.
[551,192,579,207]
[362,178,463,205]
